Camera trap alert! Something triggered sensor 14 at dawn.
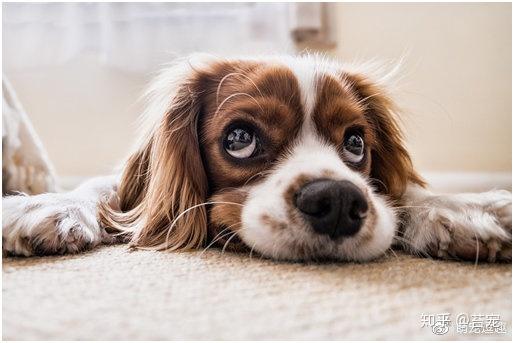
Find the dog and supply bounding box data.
[2,54,512,262]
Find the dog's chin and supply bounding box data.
[238,206,397,263]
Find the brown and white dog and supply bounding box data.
[2,54,512,262]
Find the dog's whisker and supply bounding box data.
[368,177,389,193]
[473,229,480,268]
[232,71,266,99]
[216,72,265,106]
[249,241,258,259]
[216,73,236,106]
[393,235,434,260]
[355,92,383,108]
[243,171,267,186]
[221,229,243,255]
[199,227,232,256]
[164,201,243,250]
[202,221,243,256]
[214,92,264,117]
[387,247,399,259]
[392,205,440,210]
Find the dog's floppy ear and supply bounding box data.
[345,72,425,200]
[100,60,209,250]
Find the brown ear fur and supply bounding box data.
[99,76,208,251]
[345,73,425,200]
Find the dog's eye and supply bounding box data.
[224,127,258,159]
[343,132,364,163]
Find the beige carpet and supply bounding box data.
[2,245,512,340]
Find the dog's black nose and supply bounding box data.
[294,179,368,239]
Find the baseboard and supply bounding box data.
[421,171,511,193]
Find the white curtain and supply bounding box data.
[2,2,298,73]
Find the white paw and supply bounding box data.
[402,190,512,262]
[2,193,108,256]
[476,189,511,231]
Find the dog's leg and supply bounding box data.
[397,184,511,262]
[2,175,121,256]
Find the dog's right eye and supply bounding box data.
[224,127,259,159]
[343,130,365,164]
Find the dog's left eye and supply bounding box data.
[343,132,365,163]
[224,127,258,159]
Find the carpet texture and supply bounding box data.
[2,245,512,340]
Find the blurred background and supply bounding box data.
[3,2,512,190]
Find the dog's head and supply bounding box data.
[101,54,424,261]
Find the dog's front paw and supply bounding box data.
[477,189,511,231]
[2,193,106,256]
[402,190,512,262]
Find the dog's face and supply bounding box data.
[102,55,423,262]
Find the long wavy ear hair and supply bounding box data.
[344,70,425,201]
[99,58,212,250]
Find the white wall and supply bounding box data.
[8,55,146,177]
[6,3,512,181]
[331,2,511,172]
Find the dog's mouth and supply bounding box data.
[208,221,366,262]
